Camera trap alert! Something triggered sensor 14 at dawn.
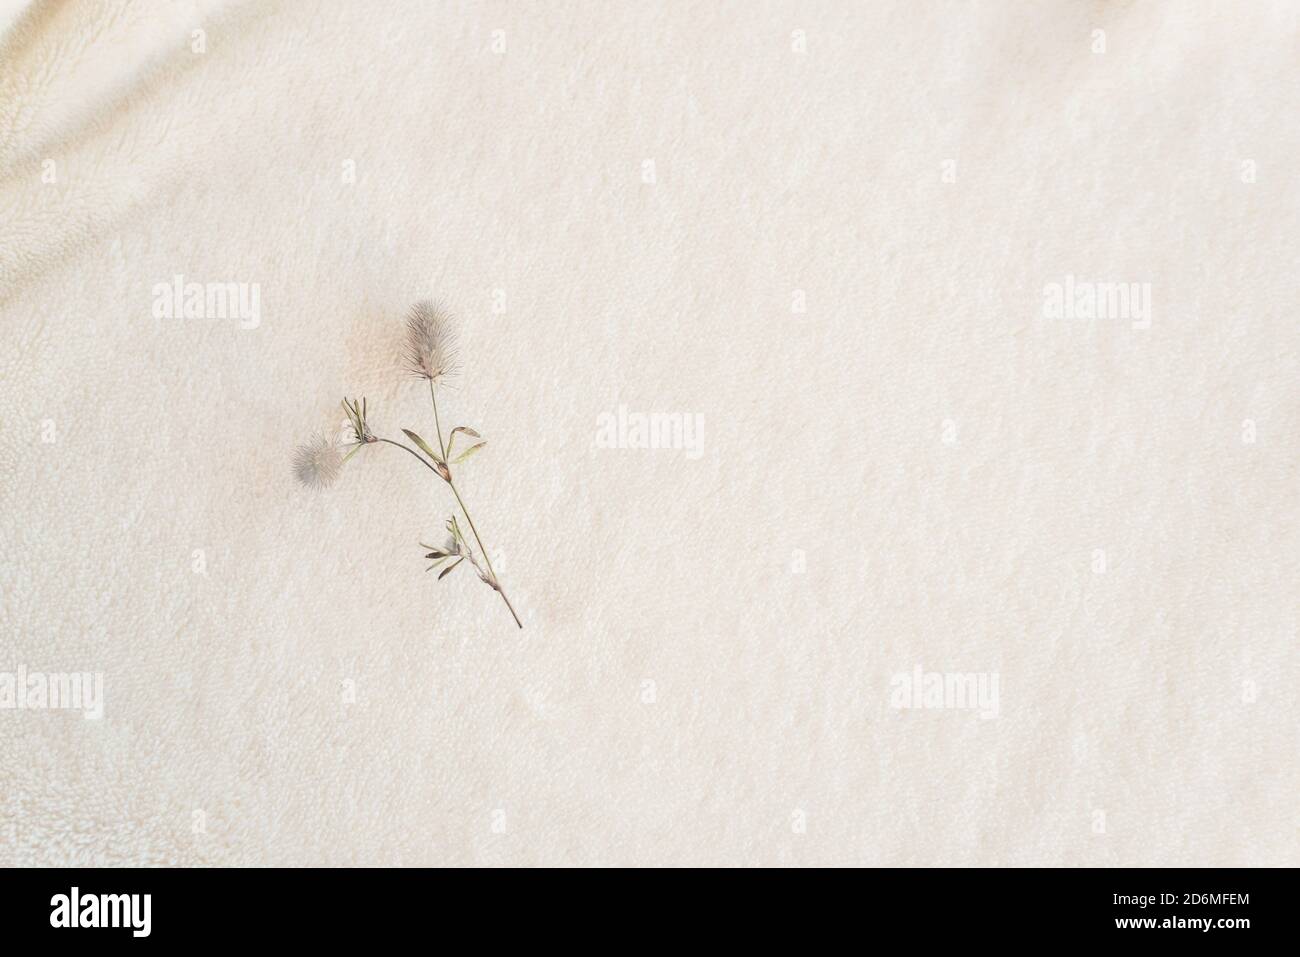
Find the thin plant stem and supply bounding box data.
[430,382,522,629]
[429,379,447,460]
[446,477,522,628]
[377,437,439,474]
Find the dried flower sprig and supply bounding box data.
[292,302,522,629]
[341,396,376,447]
[421,516,493,586]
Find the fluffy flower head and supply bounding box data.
[293,433,343,489]
[403,300,458,382]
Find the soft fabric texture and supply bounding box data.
[0,0,1295,866]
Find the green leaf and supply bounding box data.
[438,558,464,580]
[447,426,481,459]
[452,441,487,464]
[401,429,443,465]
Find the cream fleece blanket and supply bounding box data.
[0,0,1296,867]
